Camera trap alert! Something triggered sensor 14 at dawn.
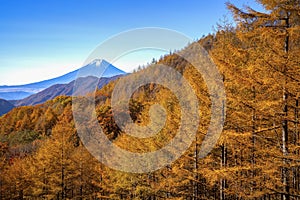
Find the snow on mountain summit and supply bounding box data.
[0,59,126,100]
[78,59,126,78]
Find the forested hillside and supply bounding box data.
[0,0,300,199]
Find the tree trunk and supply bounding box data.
[251,86,256,195]
[220,78,226,200]
[194,136,199,200]
[282,14,290,200]
[220,144,227,200]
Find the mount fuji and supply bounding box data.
[0,59,126,100]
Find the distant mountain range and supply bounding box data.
[13,75,122,107]
[0,59,126,100]
[0,99,15,116]
[0,59,127,116]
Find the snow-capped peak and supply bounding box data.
[90,59,104,67]
[95,60,101,67]
[77,59,126,78]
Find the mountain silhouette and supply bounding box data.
[13,75,123,107]
[0,59,126,100]
[0,99,15,116]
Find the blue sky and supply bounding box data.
[0,0,263,85]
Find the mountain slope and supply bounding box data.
[14,75,123,107]
[0,59,126,100]
[0,91,35,100]
[0,99,15,116]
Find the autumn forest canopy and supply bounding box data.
[1,0,300,199]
